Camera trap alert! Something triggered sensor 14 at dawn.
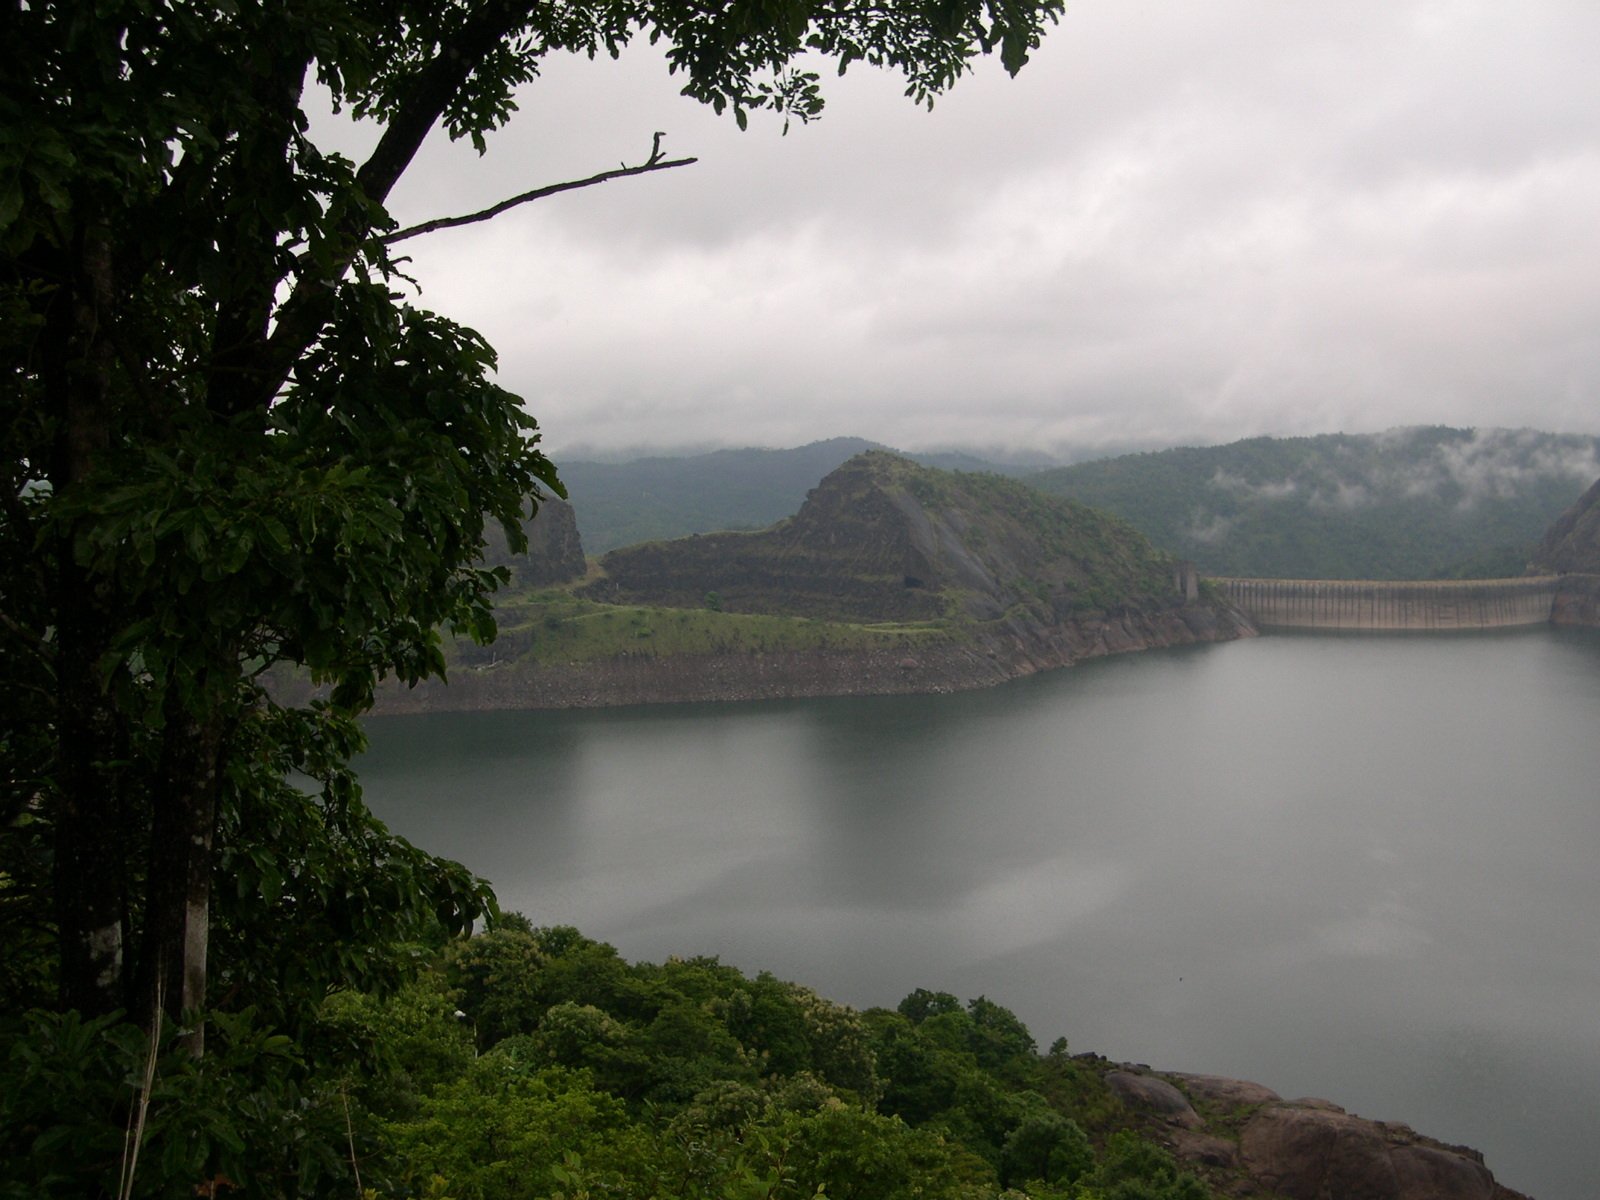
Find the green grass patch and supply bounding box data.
[462,588,951,667]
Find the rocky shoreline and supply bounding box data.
[368,601,1255,714]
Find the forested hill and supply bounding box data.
[558,438,1039,553]
[582,451,1189,623]
[1027,427,1600,580]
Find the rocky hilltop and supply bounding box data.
[1530,475,1600,626]
[372,453,1254,713]
[585,451,1228,625]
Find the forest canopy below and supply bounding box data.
[4,919,1223,1199]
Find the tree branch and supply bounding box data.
[242,0,534,413]
[384,134,698,245]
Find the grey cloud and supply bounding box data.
[1210,471,1299,501]
[1308,481,1373,512]
[1436,428,1600,507]
[1184,512,1236,546]
[314,2,1600,455]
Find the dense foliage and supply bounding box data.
[3,0,1070,1192]
[536,427,1599,579]
[1027,427,1600,580]
[0,0,1067,1012]
[3,921,1217,1199]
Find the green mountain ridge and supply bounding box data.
[1026,426,1600,580]
[553,427,1600,580]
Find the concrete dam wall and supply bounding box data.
[1216,576,1562,631]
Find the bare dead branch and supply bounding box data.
[384,133,698,245]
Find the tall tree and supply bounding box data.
[0,0,1063,1041]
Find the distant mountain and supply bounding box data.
[1027,427,1600,580]
[556,438,1036,554]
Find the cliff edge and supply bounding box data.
[479,497,587,587]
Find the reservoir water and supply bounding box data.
[359,629,1600,1199]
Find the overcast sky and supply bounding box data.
[322,1,1600,459]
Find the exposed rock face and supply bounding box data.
[583,451,1240,625]
[1547,571,1600,626]
[1171,1073,1283,1107]
[1102,1065,1530,1200]
[1529,476,1600,626]
[1531,475,1600,575]
[1106,1071,1204,1129]
[1240,1106,1503,1200]
[480,498,586,587]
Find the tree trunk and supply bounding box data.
[47,230,131,1018]
[52,611,130,1016]
[139,690,228,1054]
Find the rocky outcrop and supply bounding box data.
[1547,570,1600,626]
[1529,476,1600,627]
[1531,475,1600,575]
[1103,1066,1530,1200]
[1106,1071,1205,1129]
[480,498,586,587]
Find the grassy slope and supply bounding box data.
[452,587,947,668]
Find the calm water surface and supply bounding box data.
[359,629,1600,1200]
